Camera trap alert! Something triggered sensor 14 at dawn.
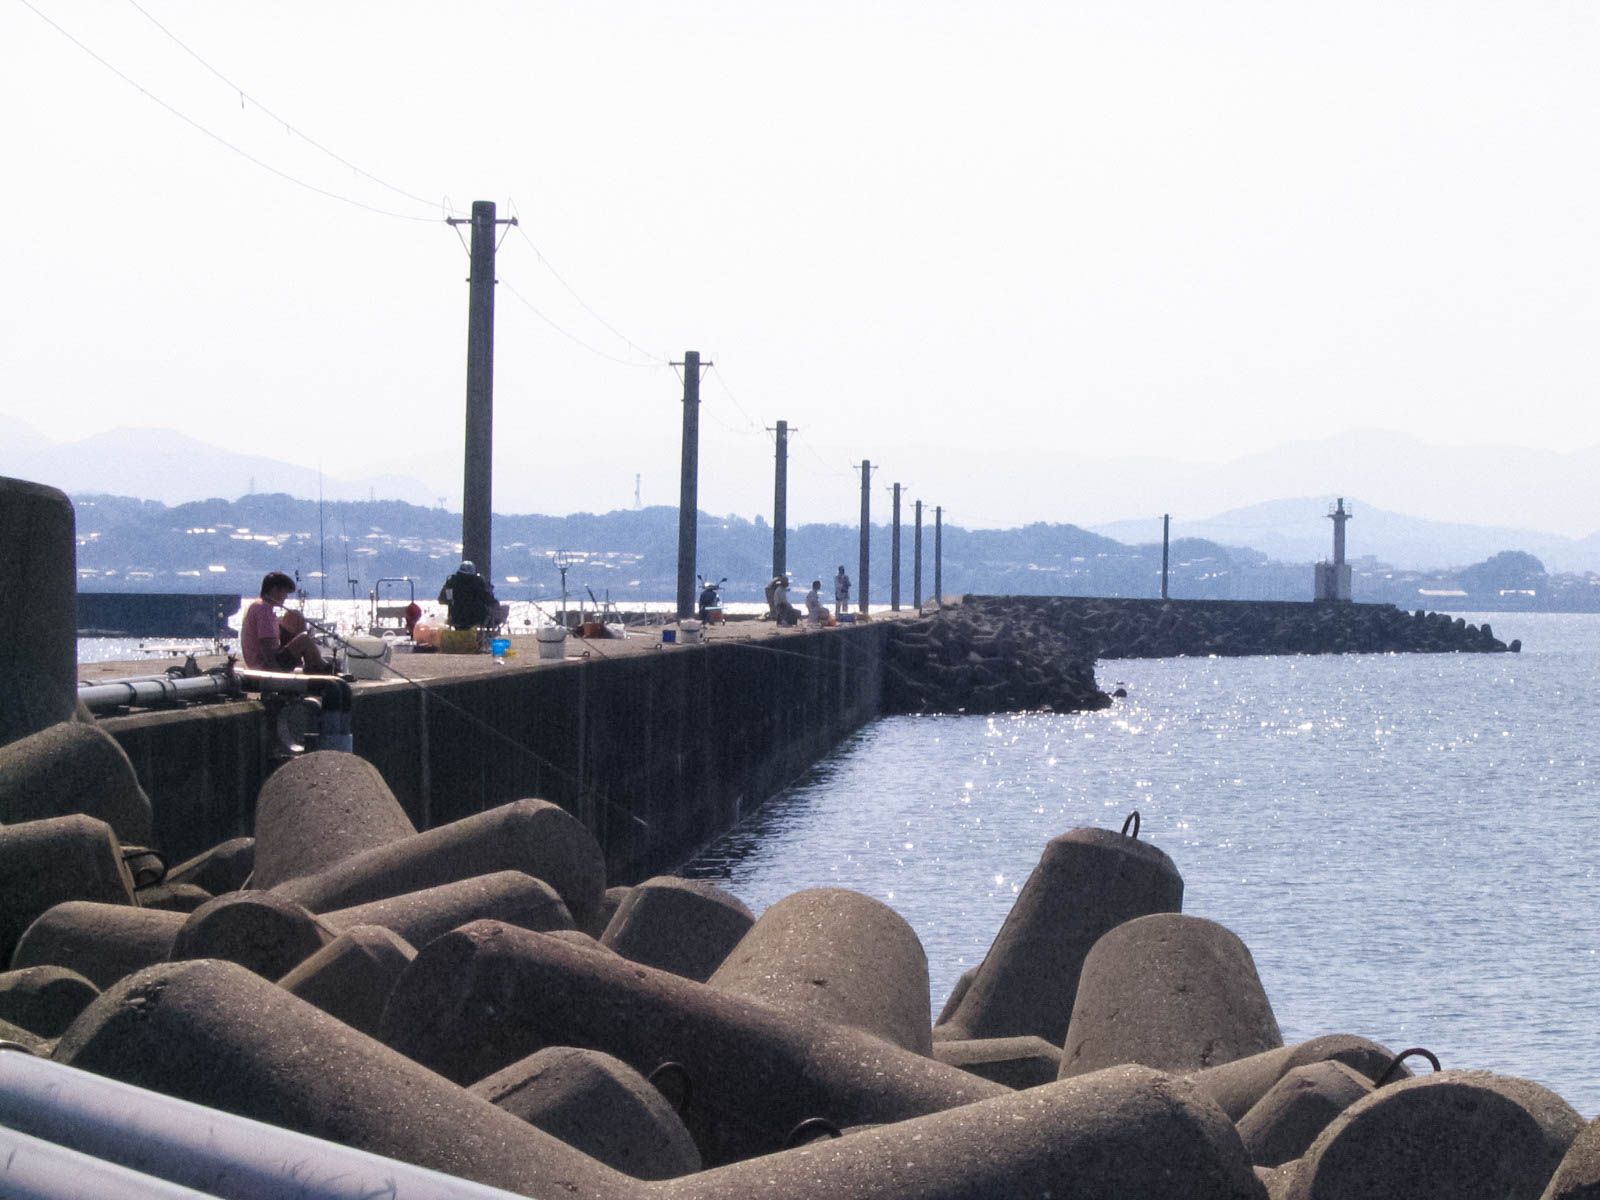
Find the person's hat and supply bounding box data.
[459,561,477,575]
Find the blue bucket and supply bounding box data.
[662,629,677,644]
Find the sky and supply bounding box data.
[6,1,1599,533]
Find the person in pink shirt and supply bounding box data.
[241,571,328,672]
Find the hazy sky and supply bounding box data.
[6,2,1598,530]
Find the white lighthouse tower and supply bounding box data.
[1314,497,1353,602]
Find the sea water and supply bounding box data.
[684,612,1600,1116]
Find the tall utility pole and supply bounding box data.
[890,483,902,611]
[1161,513,1171,600]
[446,200,517,581]
[857,460,873,615]
[913,499,923,611]
[934,505,943,607]
[771,420,790,583]
[674,351,710,619]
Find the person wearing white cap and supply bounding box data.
[438,560,496,630]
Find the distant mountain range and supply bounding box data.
[7,418,1600,577]
[1090,497,1600,576]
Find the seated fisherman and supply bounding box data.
[241,571,329,672]
[439,560,496,630]
[805,579,831,625]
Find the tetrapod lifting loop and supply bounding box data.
[785,1117,843,1148]
[647,1061,692,1114]
[1120,810,1141,840]
[1373,1047,1441,1087]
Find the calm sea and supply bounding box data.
[684,612,1600,1117]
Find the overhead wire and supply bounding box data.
[17,0,445,223]
[121,0,450,217]
[507,211,661,367]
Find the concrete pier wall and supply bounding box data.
[103,626,885,882]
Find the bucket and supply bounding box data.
[344,635,391,680]
[439,629,479,655]
[535,626,567,660]
[490,637,510,658]
[679,618,703,645]
[662,629,676,644]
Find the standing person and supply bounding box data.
[834,565,851,618]
[241,571,328,672]
[438,561,495,630]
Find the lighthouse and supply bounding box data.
[1314,497,1353,602]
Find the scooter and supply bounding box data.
[697,575,728,624]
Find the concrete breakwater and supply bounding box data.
[5,735,1599,1197]
[883,596,1513,716]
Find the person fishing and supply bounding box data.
[834,566,851,618]
[438,560,496,630]
[241,571,329,672]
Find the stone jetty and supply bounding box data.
[883,595,1514,715]
[6,724,1597,1198]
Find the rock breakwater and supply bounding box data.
[883,596,1515,716]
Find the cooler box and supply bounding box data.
[535,626,567,660]
[344,635,391,680]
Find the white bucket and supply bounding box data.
[344,635,391,680]
[535,626,567,659]
[678,618,703,645]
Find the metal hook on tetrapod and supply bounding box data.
[1373,1047,1441,1087]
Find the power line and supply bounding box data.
[499,276,670,369]
[18,0,443,223]
[121,0,449,217]
[507,214,660,366]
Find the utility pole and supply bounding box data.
[913,499,923,611]
[674,351,710,619]
[771,420,790,583]
[890,483,902,611]
[857,460,874,615]
[445,200,517,581]
[934,505,943,607]
[1161,514,1171,600]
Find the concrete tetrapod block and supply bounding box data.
[935,964,977,1024]
[1281,1070,1583,1200]
[1188,1034,1402,1122]
[582,885,632,940]
[51,957,635,1199]
[1540,1114,1600,1199]
[277,924,416,1037]
[931,1034,1061,1088]
[321,870,574,948]
[0,477,76,748]
[707,887,932,1054]
[0,814,137,962]
[270,798,606,929]
[602,876,754,983]
[0,1014,51,1054]
[934,824,1183,1046]
[1236,1060,1375,1168]
[169,891,334,980]
[380,921,1009,1168]
[164,836,254,895]
[1061,911,1283,1078]
[470,1045,702,1180]
[249,751,417,890]
[11,901,185,989]
[647,1064,1266,1200]
[133,882,214,912]
[0,720,154,846]
[0,966,100,1038]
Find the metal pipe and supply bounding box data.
[0,1124,217,1199]
[0,1052,530,1200]
[76,674,238,713]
